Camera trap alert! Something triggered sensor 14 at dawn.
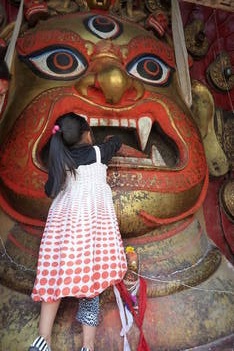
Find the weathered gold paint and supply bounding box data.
[0,8,233,351]
[191,80,230,176]
[0,208,233,350]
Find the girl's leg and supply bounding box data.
[39,299,61,346]
[82,324,97,351]
[76,296,99,351]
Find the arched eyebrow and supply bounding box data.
[124,36,175,68]
[17,29,90,61]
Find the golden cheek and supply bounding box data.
[113,185,203,237]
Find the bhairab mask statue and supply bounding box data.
[0,7,233,351]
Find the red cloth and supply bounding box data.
[116,277,150,351]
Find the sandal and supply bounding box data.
[28,336,51,351]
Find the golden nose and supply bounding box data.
[75,63,144,104]
[97,65,132,104]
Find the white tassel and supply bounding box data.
[5,0,24,70]
[113,286,134,351]
[171,0,192,107]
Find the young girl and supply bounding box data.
[28,112,127,351]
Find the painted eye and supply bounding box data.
[127,55,172,86]
[85,15,122,39]
[20,47,87,80]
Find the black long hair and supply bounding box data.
[49,112,90,198]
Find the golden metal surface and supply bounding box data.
[185,19,209,58]
[223,115,234,166]
[191,80,229,176]
[0,255,233,350]
[206,52,234,91]
[220,179,234,222]
[0,5,233,351]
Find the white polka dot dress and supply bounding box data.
[32,146,127,302]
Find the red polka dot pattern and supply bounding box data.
[32,157,127,302]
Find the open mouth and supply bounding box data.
[39,116,179,170]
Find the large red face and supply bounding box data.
[0,12,207,237]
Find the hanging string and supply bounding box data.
[130,269,234,296]
[0,231,234,295]
[1,233,233,295]
[0,235,35,273]
[124,244,234,295]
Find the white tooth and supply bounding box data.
[90,118,99,126]
[137,116,152,150]
[129,119,136,128]
[151,145,166,166]
[120,119,128,127]
[109,119,120,126]
[100,118,108,126]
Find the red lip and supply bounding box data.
[0,86,207,198]
[34,89,191,170]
